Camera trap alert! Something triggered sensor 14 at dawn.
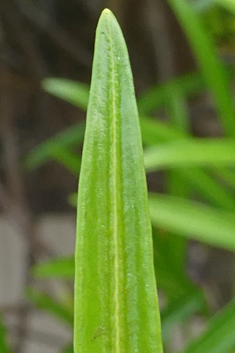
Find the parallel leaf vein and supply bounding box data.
[107,16,121,352]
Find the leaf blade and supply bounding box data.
[181,298,235,353]
[149,193,235,251]
[144,139,235,172]
[74,9,163,353]
[167,0,235,136]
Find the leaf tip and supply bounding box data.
[99,8,116,25]
[101,8,113,17]
[41,78,52,93]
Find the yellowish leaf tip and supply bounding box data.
[100,8,116,23]
[101,8,113,16]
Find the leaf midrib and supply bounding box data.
[107,14,121,352]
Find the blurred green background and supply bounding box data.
[1,0,235,352]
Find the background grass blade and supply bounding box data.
[181,298,235,353]
[74,9,163,353]
[167,0,235,136]
[164,82,189,270]
[32,257,74,279]
[149,193,235,251]
[215,0,235,15]
[144,139,235,172]
[42,78,89,110]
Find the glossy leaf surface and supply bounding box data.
[74,9,162,353]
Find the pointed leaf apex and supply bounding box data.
[101,8,113,17]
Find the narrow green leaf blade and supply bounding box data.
[42,78,89,110]
[167,0,235,137]
[149,193,235,251]
[74,9,163,353]
[32,257,74,279]
[144,139,235,172]
[181,298,235,353]
[215,0,235,15]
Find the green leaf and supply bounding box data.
[24,123,85,171]
[215,0,235,15]
[167,0,235,137]
[42,78,89,110]
[149,193,235,251]
[0,314,10,353]
[141,122,235,211]
[161,292,204,342]
[32,257,74,279]
[140,117,185,144]
[216,167,235,189]
[74,9,163,353]
[165,83,190,270]
[138,71,204,115]
[144,139,235,172]
[26,287,73,327]
[181,297,235,353]
[172,167,235,212]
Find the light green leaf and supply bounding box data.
[139,119,235,211]
[181,297,235,353]
[217,167,235,189]
[144,139,235,172]
[42,78,89,111]
[215,0,235,15]
[140,117,185,144]
[167,0,235,137]
[32,257,74,279]
[149,193,235,251]
[173,167,235,212]
[74,9,163,353]
[165,82,190,270]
